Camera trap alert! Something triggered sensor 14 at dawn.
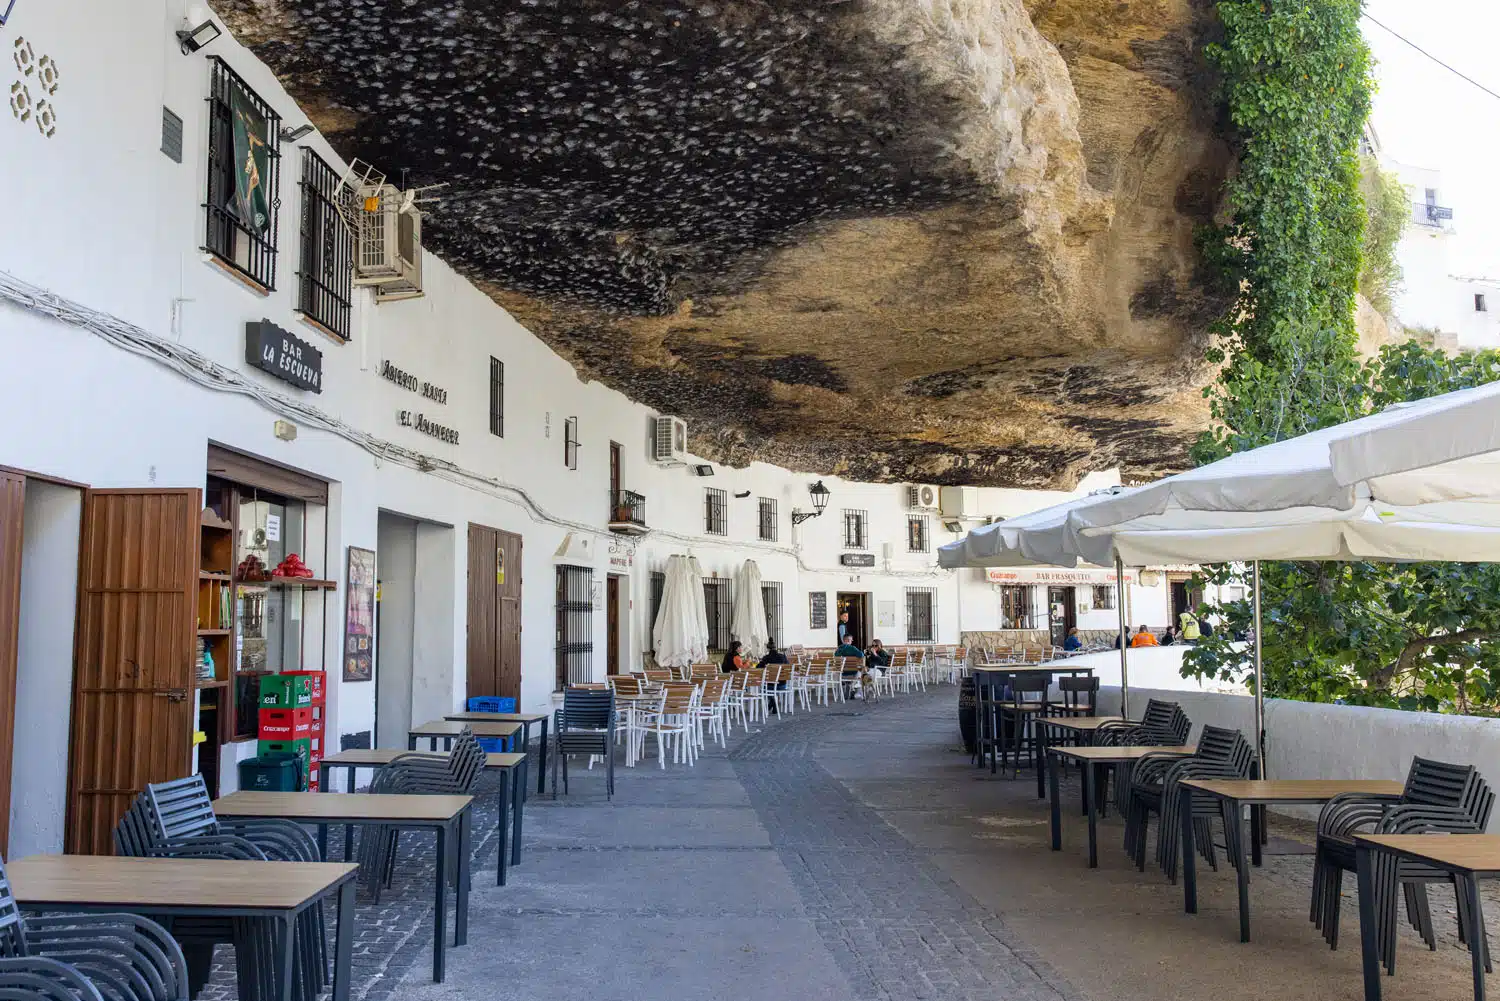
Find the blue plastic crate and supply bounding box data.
[467,696,516,713]
[477,736,513,753]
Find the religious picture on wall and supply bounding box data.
[343,545,376,682]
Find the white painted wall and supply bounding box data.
[374,514,416,749]
[10,481,82,858]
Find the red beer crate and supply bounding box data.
[259,707,313,741]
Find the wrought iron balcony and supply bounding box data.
[608,489,648,535]
[1412,201,1454,227]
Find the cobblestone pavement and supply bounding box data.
[204,689,1499,1000]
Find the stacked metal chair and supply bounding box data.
[1122,725,1255,878]
[113,776,326,1001]
[1094,699,1191,814]
[359,728,487,902]
[0,860,188,1001]
[552,688,617,797]
[1311,756,1495,973]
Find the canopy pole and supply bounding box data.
[1115,556,1130,719]
[1252,560,1266,779]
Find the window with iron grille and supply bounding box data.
[761,581,784,646]
[905,587,936,643]
[703,577,732,654]
[648,570,666,653]
[296,149,353,339]
[489,358,504,437]
[907,515,930,553]
[757,497,778,541]
[205,58,281,290]
[704,488,727,535]
[1000,585,1037,629]
[842,509,868,549]
[555,565,594,688]
[564,416,579,469]
[1092,584,1115,610]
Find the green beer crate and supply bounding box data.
[257,738,312,790]
[259,674,314,709]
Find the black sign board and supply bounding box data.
[246,319,323,393]
[809,591,827,630]
[840,553,876,568]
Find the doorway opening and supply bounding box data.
[1168,574,1202,629]
[606,574,623,676]
[835,592,871,649]
[1046,586,1076,649]
[468,523,523,706]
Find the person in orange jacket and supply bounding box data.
[1130,625,1159,648]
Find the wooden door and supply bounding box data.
[467,524,523,703]
[605,575,620,676]
[66,489,199,855]
[0,472,25,852]
[609,442,622,516]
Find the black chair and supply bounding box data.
[0,957,105,1001]
[360,730,486,901]
[0,860,188,1001]
[1051,674,1099,718]
[1312,756,1495,972]
[1124,726,1255,878]
[972,670,1006,771]
[553,687,617,799]
[1095,700,1191,813]
[996,671,1051,778]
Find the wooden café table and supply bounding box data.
[215,790,473,982]
[1354,834,1500,1001]
[444,711,552,794]
[1046,744,1195,867]
[9,854,358,1001]
[409,718,522,753]
[1179,779,1405,943]
[318,749,529,884]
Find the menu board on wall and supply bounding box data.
[809,591,827,630]
[343,546,376,682]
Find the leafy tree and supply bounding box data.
[1357,156,1408,317]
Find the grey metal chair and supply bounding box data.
[0,861,188,1001]
[0,957,106,1001]
[553,688,616,799]
[1312,756,1495,972]
[1123,726,1255,878]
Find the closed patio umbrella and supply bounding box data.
[730,560,768,655]
[652,555,697,669]
[686,556,710,663]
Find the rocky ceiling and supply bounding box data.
[216,0,1232,488]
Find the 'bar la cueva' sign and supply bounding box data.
[246,320,323,393]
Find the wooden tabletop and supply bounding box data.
[1182,779,1406,802]
[1042,716,1126,732]
[320,749,527,769]
[443,711,549,724]
[215,791,473,822]
[409,719,521,739]
[1052,744,1195,762]
[8,854,357,910]
[1354,834,1500,874]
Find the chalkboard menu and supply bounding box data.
[809,591,827,630]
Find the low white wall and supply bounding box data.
[1094,684,1500,830]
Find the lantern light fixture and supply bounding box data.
[791,479,831,525]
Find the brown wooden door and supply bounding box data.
[66,489,199,855]
[608,442,622,520]
[467,524,523,703]
[605,574,620,676]
[0,472,26,853]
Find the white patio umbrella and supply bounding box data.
[686,555,710,663]
[1060,386,1500,775]
[1329,379,1500,486]
[651,555,698,668]
[937,488,1139,715]
[730,559,769,656]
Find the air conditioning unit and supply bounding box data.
[905,484,938,511]
[353,183,431,301]
[939,485,978,519]
[652,416,688,465]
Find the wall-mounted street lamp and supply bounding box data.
[791,479,831,525]
[280,124,316,142]
[176,16,223,54]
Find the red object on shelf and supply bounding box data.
[259,707,313,741]
[283,669,326,705]
[308,770,320,791]
[272,553,315,579]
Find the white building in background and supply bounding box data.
[0,1,1196,855]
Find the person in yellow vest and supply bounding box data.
[1179,609,1201,641]
[1130,625,1159,648]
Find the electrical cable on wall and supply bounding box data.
[0,269,948,580]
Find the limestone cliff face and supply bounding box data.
[215,0,1232,487]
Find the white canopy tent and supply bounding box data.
[730,560,769,658]
[938,488,1139,715]
[1057,380,1500,773]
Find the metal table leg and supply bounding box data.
[331,878,355,1001]
[1048,750,1062,851]
[276,912,296,1001]
[1181,784,1197,914]
[1356,843,1383,1001]
[455,811,471,946]
[512,758,526,867]
[1084,761,1098,868]
[496,767,510,887]
[1233,797,1251,942]
[432,823,448,982]
[537,718,550,795]
[1466,873,1488,1001]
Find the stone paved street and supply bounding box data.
[204,688,1497,1000]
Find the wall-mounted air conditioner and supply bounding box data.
[939,485,978,520]
[905,484,938,511]
[652,416,688,465]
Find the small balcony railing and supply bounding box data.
[609,489,648,533]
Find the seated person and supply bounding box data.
[1129,625,1159,648]
[720,640,749,672]
[1160,625,1177,646]
[865,639,892,673]
[835,638,865,660]
[1063,626,1082,652]
[757,638,789,668]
